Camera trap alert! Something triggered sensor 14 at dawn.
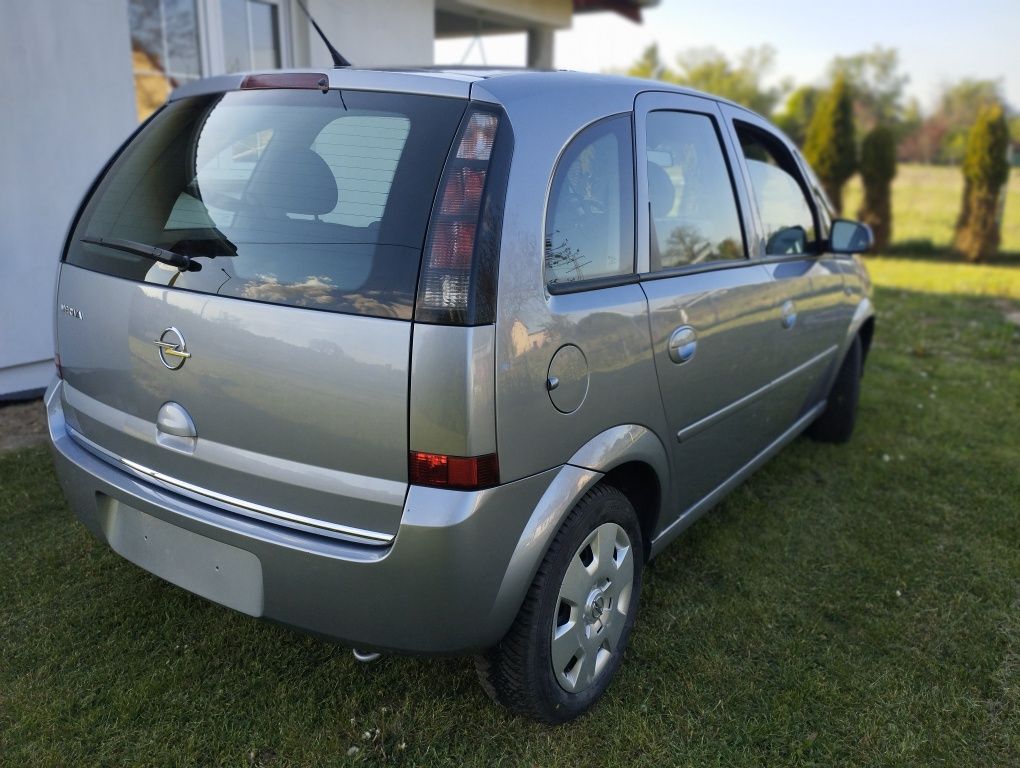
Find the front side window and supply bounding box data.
[545,115,635,287]
[644,111,745,271]
[129,0,202,121]
[736,123,818,256]
[66,89,466,320]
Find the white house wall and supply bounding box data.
[1,0,136,398]
[300,0,435,68]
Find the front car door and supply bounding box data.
[633,92,788,532]
[718,105,854,424]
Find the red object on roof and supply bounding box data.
[573,0,656,23]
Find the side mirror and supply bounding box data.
[829,219,873,254]
[766,225,808,255]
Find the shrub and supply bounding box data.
[858,125,897,251]
[804,76,857,212]
[954,103,1010,262]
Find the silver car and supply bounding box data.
[47,67,875,723]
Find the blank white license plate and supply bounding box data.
[101,499,264,616]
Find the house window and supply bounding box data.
[129,0,290,122]
[129,0,203,121]
[221,0,284,72]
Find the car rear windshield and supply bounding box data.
[65,89,466,320]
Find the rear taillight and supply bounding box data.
[409,451,499,490]
[415,106,511,325]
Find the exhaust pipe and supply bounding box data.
[352,648,381,663]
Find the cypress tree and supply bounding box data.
[954,103,1010,262]
[804,76,857,213]
[858,125,897,251]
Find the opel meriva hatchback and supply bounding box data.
[48,67,875,723]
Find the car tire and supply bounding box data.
[807,334,863,444]
[474,484,644,724]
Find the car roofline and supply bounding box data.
[167,67,771,125]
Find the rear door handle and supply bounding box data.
[780,300,797,330]
[668,325,697,364]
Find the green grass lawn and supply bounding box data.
[866,257,1020,301]
[2,263,1019,766]
[843,164,1020,254]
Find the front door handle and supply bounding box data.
[668,325,697,364]
[780,300,798,330]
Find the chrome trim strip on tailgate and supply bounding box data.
[66,426,395,546]
[61,382,406,510]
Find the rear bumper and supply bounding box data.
[45,379,572,654]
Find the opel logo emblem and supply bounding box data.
[154,326,191,370]
[590,594,605,620]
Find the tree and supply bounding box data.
[954,103,1010,261]
[921,79,1004,164]
[775,85,822,146]
[775,48,907,149]
[858,126,897,251]
[674,46,789,116]
[803,77,857,212]
[627,43,667,80]
[626,44,788,116]
[896,98,938,163]
[828,47,909,131]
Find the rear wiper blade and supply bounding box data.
[80,236,194,271]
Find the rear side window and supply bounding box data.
[736,122,818,256]
[645,111,745,271]
[545,115,635,287]
[66,89,466,319]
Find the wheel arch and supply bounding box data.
[489,425,670,637]
[847,297,875,348]
[858,315,876,368]
[600,461,661,560]
[830,297,875,388]
[567,424,670,557]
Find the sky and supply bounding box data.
[434,0,1018,112]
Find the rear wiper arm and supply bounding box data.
[80,236,194,271]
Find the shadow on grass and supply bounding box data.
[877,239,1020,265]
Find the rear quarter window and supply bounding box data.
[544,115,635,287]
[66,89,466,320]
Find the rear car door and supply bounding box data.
[634,92,787,520]
[719,106,851,421]
[56,86,467,544]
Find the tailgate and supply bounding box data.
[58,265,409,542]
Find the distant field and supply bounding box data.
[843,164,1020,254]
